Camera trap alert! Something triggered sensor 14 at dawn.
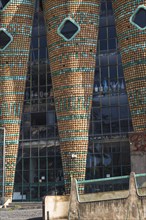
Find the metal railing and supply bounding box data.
[77,173,146,195]
[78,175,129,194]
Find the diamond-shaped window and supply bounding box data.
[130,5,146,30]
[0,28,13,51]
[57,18,80,41]
[0,0,11,11]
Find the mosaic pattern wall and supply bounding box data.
[43,0,100,193]
[112,0,146,132]
[0,1,34,198]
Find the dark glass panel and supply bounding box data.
[108,38,116,50]
[0,0,10,9]
[100,2,106,17]
[94,122,101,134]
[60,20,79,40]
[133,8,146,28]
[0,30,11,49]
[108,26,116,38]
[107,1,113,15]
[31,112,46,125]
[100,40,107,50]
[99,27,107,39]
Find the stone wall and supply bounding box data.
[43,195,69,220]
[43,173,146,220]
[69,172,146,220]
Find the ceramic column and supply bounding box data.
[43,0,100,193]
[0,0,34,199]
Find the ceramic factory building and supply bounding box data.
[0,0,146,201]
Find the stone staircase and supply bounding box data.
[7,201,42,210]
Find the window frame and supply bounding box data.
[57,17,80,41]
[130,5,146,30]
[0,0,11,11]
[0,28,13,51]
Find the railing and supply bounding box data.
[77,173,146,196]
[77,175,129,194]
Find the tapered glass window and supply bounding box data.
[57,18,80,41]
[130,5,146,30]
[0,0,11,10]
[0,28,13,51]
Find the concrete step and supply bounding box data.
[7,202,42,210]
[0,209,42,219]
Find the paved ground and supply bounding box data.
[0,209,42,220]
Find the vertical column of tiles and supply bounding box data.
[0,1,34,199]
[43,0,100,193]
[112,0,146,132]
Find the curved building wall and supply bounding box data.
[112,0,146,132]
[43,0,100,193]
[0,1,34,198]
